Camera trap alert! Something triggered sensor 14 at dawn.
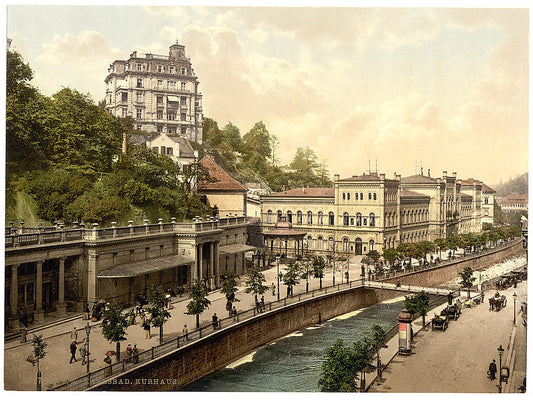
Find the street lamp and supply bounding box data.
[497,345,504,393]
[85,322,92,375]
[513,293,517,325]
[276,256,280,301]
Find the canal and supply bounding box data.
[182,296,411,392]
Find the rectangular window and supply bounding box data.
[156,125,163,133]
[136,125,142,130]
[181,82,186,91]
[181,67,186,74]
[121,92,128,102]
[157,110,163,119]
[157,80,163,88]
[153,147,159,154]
[136,108,142,119]
[181,126,187,135]
[137,64,143,71]
[122,108,128,118]
[161,146,166,155]
[181,113,187,121]
[168,127,175,134]
[169,81,176,89]
[157,95,163,105]
[169,66,174,73]
[168,111,176,120]
[136,92,143,102]
[181,96,187,105]
[158,65,162,72]
[167,147,173,156]
[136,79,143,88]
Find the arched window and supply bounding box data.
[355,193,359,200]
[318,211,324,225]
[360,192,363,200]
[329,212,335,225]
[369,213,375,227]
[267,210,273,223]
[373,193,377,200]
[343,212,349,226]
[317,236,323,250]
[369,239,375,251]
[297,211,303,224]
[277,210,283,222]
[356,213,362,226]
[343,238,349,252]
[347,193,351,200]
[368,192,372,200]
[328,237,335,250]
[307,235,313,249]
[342,193,346,200]
[307,211,313,225]
[287,210,293,223]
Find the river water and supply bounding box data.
[182,296,408,392]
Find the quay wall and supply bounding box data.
[94,240,524,391]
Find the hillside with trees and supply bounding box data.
[493,173,528,197]
[5,49,332,227]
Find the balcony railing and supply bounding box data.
[5,217,248,248]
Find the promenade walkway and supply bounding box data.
[368,278,527,393]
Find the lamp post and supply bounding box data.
[497,345,504,393]
[276,256,280,301]
[513,293,517,326]
[305,260,309,292]
[85,322,92,375]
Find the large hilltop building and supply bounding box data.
[105,41,203,143]
[260,170,495,256]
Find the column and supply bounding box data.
[8,264,20,330]
[34,260,44,322]
[57,257,67,316]
[197,244,203,282]
[87,252,98,304]
[214,241,220,287]
[209,242,215,289]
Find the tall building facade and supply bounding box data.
[261,170,490,256]
[105,41,203,143]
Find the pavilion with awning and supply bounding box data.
[262,218,307,259]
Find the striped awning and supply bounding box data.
[98,254,194,278]
[167,95,179,102]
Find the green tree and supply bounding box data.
[282,262,302,297]
[366,250,381,264]
[26,334,47,391]
[101,304,128,361]
[383,248,401,267]
[312,255,326,289]
[404,291,430,328]
[220,272,240,316]
[458,267,476,299]
[318,339,358,392]
[353,337,376,392]
[419,241,436,259]
[244,268,269,303]
[186,280,211,329]
[434,238,448,259]
[370,324,387,379]
[146,285,172,344]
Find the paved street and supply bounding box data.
[369,279,527,393]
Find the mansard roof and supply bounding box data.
[267,187,334,198]
[197,156,247,192]
[400,189,430,199]
[400,174,437,184]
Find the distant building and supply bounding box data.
[197,156,247,217]
[481,183,496,226]
[105,41,203,143]
[128,132,198,167]
[261,170,489,256]
[500,193,528,213]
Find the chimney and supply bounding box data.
[131,51,137,58]
[443,170,448,178]
[452,172,457,177]
[428,169,431,177]
[334,174,340,182]
[379,173,385,180]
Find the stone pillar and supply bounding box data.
[8,264,20,330]
[214,241,220,286]
[209,242,215,289]
[196,244,203,282]
[87,251,98,304]
[34,260,45,322]
[57,257,67,316]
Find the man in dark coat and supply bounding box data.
[69,341,77,363]
[489,359,497,380]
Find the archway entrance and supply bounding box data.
[355,238,363,255]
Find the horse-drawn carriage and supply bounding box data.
[431,313,449,331]
[440,301,462,321]
[489,292,507,312]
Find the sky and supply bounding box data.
[5,1,530,187]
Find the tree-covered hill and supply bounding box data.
[493,172,528,197]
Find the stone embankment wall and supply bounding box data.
[382,240,525,288]
[95,240,524,391]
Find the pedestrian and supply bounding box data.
[489,359,497,380]
[80,340,87,365]
[182,324,189,340]
[232,306,237,321]
[271,282,276,296]
[481,291,485,303]
[126,343,133,362]
[260,296,265,312]
[69,341,77,363]
[84,304,90,320]
[128,310,136,326]
[70,326,78,343]
[143,321,151,339]
[19,324,27,344]
[132,344,139,364]
[396,279,401,287]
[212,313,219,329]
